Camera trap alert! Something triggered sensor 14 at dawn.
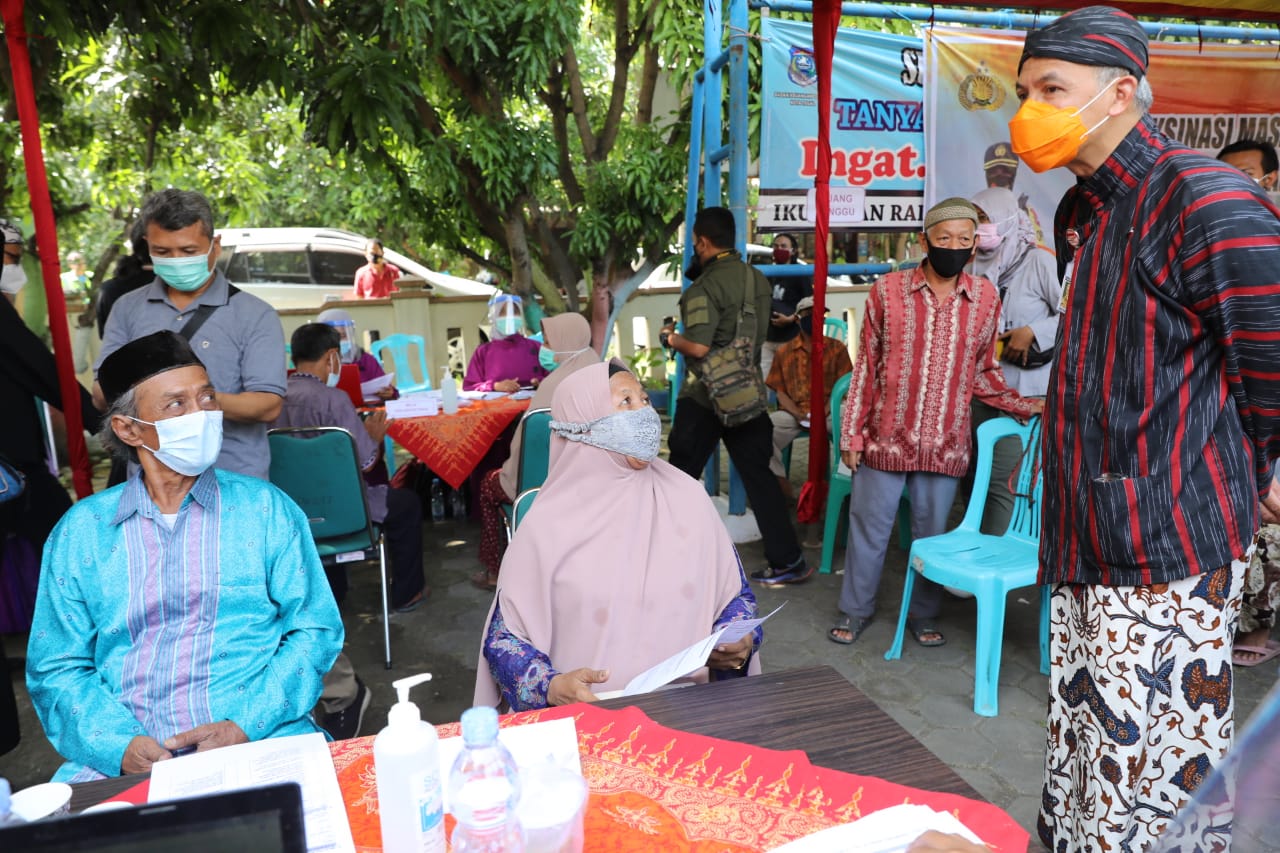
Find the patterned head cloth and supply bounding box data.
[984,143,1018,171]
[1019,6,1148,80]
[924,198,979,231]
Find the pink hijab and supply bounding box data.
[497,312,597,499]
[474,362,754,706]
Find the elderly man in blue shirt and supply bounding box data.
[27,330,343,782]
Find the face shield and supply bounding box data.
[317,308,359,363]
[488,294,525,339]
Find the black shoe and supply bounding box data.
[323,678,371,741]
[750,562,815,586]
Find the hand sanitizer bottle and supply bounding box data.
[374,674,445,853]
[440,366,458,415]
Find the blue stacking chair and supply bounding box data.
[371,334,432,395]
[502,408,552,539]
[884,416,1051,716]
[267,427,393,669]
[823,316,849,343]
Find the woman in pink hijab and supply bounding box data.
[474,362,761,710]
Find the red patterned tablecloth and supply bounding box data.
[385,396,530,489]
[329,704,1029,852]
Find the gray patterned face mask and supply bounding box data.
[550,406,662,461]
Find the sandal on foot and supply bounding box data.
[907,619,946,647]
[1232,639,1280,667]
[828,615,871,645]
[469,570,498,591]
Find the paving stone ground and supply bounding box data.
[2,440,1276,847]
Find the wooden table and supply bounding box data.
[597,665,981,800]
[71,666,978,812]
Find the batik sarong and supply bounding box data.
[1039,557,1246,852]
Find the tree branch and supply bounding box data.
[531,206,581,311]
[562,45,598,158]
[538,66,586,207]
[635,43,659,126]
[595,0,635,159]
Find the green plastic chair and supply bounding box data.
[267,427,392,669]
[502,407,553,540]
[511,487,540,534]
[371,333,432,394]
[818,375,911,574]
[884,416,1050,717]
[516,408,553,492]
[819,374,852,574]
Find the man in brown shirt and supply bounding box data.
[765,296,852,495]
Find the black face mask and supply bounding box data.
[797,315,813,336]
[683,257,703,281]
[924,241,973,279]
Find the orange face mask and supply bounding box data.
[1008,78,1118,173]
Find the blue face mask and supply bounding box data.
[152,251,213,292]
[496,315,523,337]
[339,340,354,360]
[538,346,558,372]
[326,354,341,388]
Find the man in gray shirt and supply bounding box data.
[95,189,285,479]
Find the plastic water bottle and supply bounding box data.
[449,706,523,853]
[450,488,468,521]
[374,674,445,853]
[0,779,25,827]
[430,478,446,522]
[441,366,458,415]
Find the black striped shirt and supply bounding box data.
[1041,116,1280,586]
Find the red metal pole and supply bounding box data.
[2,0,93,498]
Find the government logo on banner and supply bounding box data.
[759,18,925,232]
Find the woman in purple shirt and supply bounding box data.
[463,293,547,392]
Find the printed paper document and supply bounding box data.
[148,732,354,853]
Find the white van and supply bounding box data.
[214,227,496,310]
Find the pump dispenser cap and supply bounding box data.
[387,673,432,728]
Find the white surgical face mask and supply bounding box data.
[326,353,341,388]
[131,410,224,476]
[0,263,26,295]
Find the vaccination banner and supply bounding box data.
[926,26,1280,253]
[759,18,924,232]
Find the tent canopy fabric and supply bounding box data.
[938,0,1280,24]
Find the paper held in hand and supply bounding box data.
[359,372,394,401]
[596,603,786,700]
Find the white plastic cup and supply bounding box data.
[10,782,72,821]
[516,764,587,853]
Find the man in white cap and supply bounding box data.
[833,198,1040,648]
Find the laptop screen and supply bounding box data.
[0,783,306,853]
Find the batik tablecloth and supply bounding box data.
[385,396,529,489]
[329,703,1029,852]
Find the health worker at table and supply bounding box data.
[474,362,761,711]
[463,293,547,392]
[472,311,599,591]
[26,330,344,782]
